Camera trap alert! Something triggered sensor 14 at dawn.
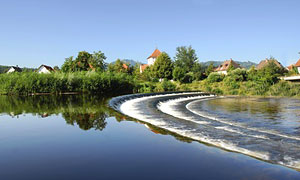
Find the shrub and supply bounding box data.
[206,73,225,83]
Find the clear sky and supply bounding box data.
[0,0,299,68]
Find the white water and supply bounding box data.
[116,92,300,170]
[119,94,271,162]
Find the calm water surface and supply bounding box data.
[0,95,299,180]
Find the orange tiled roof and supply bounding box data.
[215,59,241,72]
[287,64,294,71]
[122,64,129,69]
[147,49,161,59]
[256,59,284,70]
[294,59,300,67]
[140,64,148,72]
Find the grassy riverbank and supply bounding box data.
[1,71,300,97]
[0,71,134,95]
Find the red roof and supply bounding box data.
[287,64,294,71]
[215,59,241,72]
[140,64,148,72]
[122,64,129,69]
[256,59,284,70]
[295,59,300,67]
[147,49,161,59]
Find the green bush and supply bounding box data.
[206,73,225,83]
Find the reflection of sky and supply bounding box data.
[0,114,299,179]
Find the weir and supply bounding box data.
[109,92,300,170]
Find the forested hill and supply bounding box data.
[201,61,257,69]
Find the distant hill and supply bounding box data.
[201,61,257,69]
[110,59,141,67]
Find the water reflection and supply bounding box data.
[0,95,112,131]
[0,95,192,142]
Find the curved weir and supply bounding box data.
[109,92,300,170]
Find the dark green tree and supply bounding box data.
[174,46,198,72]
[61,51,106,72]
[172,67,186,83]
[152,52,173,79]
[205,63,214,76]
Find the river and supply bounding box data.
[0,94,299,179]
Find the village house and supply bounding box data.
[6,66,22,73]
[37,64,54,74]
[256,58,284,70]
[293,59,300,73]
[140,49,161,73]
[215,59,242,75]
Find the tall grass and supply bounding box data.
[0,71,134,95]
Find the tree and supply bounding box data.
[205,63,214,76]
[61,51,107,72]
[151,52,173,80]
[192,62,205,80]
[174,46,198,73]
[108,59,129,73]
[172,67,186,83]
[89,51,106,71]
[53,66,60,72]
[61,56,74,72]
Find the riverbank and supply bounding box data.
[2,71,300,98]
[0,71,134,95]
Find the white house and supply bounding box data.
[140,49,161,73]
[6,66,22,73]
[37,65,54,74]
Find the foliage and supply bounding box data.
[0,71,134,95]
[155,80,176,92]
[151,52,173,80]
[174,46,198,73]
[108,59,132,74]
[172,67,186,83]
[205,63,214,76]
[206,72,225,83]
[191,62,206,81]
[61,51,106,72]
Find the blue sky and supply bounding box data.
[0,0,299,68]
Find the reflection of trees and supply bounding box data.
[63,112,107,131]
[0,94,112,131]
[207,97,281,117]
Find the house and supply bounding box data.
[140,49,161,73]
[122,63,129,70]
[139,64,149,73]
[293,59,300,73]
[37,65,54,74]
[6,66,22,73]
[256,59,284,70]
[287,64,294,71]
[215,59,242,75]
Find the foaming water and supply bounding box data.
[111,93,300,170]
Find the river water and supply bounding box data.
[0,94,299,179]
